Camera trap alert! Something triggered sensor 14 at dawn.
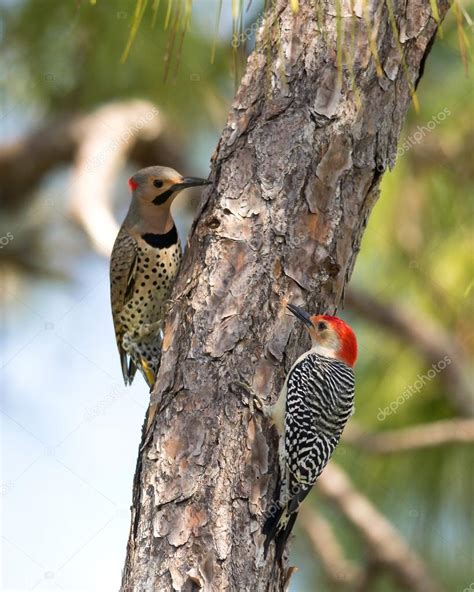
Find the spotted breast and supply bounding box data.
[112,225,181,388]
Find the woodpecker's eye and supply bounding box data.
[153,179,163,188]
[317,321,327,331]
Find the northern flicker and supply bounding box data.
[110,165,209,389]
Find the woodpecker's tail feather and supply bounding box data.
[262,471,296,562]
[274,512,298,564]
[263,477,313,563]
[263,505,285,559]
[263,506,299,564]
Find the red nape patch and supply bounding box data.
[319,315,358,368]
[128,178,138,191]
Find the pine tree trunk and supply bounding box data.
[121,1,449,590]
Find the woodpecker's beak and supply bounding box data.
[170,177,211,191]
[287,303,313,328]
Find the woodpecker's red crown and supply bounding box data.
[310,314,357,367]
[287,304,357,367]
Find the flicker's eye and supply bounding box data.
[153,179,163,188]
[317,321,327,331]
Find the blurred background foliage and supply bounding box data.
[0,1,472,591]
[3,0,233,130]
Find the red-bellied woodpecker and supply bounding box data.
[262,303,357,562]
[110,166,209,389]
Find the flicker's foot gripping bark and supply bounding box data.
[122,331,161,390]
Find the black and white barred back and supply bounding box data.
[263,352,355,562]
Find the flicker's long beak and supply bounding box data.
[287,303,313,328]
[170,177,211,191]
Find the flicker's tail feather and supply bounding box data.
[120,350,138,386]
[127,358,138,385]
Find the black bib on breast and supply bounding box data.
[141,226,178,249]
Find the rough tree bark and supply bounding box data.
[121,1,450,591]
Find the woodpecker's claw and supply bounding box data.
[232,381,265,416]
